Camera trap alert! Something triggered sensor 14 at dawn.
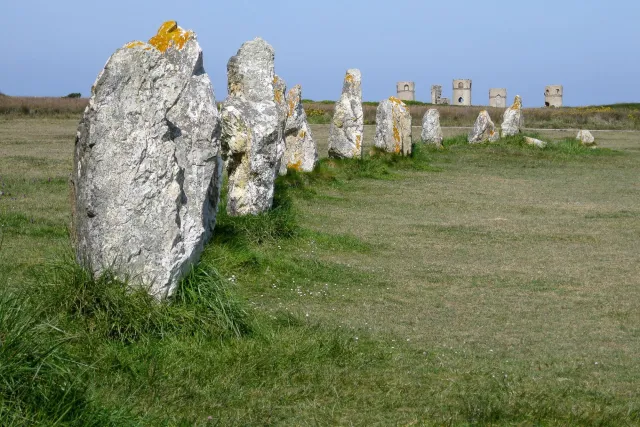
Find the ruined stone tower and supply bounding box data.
[452,79,472,106]
[544,85,563,107]
[489,88,507,108]
[397,81,415,102]
[431,85,442,104]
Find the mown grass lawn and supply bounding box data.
[1,117,639,425]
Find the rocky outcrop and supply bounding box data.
[71,21,222,299]
[468,110,499,143]
[221,38,285,216]
[502,95,523,136]
[328,69,363,159]
[576,130,596,146]
[421,108,443,147]
[374,97,412,155]
[281,84,317,172]
[524,136,547,148]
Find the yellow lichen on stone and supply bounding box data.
[273,77,284,103]
[511,95,522,110]
[355,134,362,152]
[389,96,404,106]
[125,41,145,49]
[345,73,354,83]
[288,159,303,171]
[148,20,193,53]
[299,130,306,138]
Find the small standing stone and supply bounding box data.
[468,110,499,143]
[71,21,223,299]
[524,136,547,148]
[281,84,318,172]
[421,108,443,147]
[576,130,596,146]
[374,97,412,155]
[502,95,524,137]
[221,38,285,216]
[328,69,364,159]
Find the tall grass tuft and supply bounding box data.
[33,255,254,343]
[0,291,130,425]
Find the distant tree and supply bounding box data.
[0,90,6,96]
[64,93,82,98]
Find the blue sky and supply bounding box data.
[2,0,638,106]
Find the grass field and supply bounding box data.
[1,116,639,425]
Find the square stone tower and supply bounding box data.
[396,81,415,101]
[545,85,563,107]
[489,88,507,108]
[452,79,472,106]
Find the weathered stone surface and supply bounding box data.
[374,97,412,155]
[221,38,285,216]
[421,108,443,147]
[502,95,523,137]
[280,84,318,172]
[72,21,222,299]
[576,130,596,146]
[524,136,547,148]
[328,69,363,159]
[273,76,288,176]
[468,110,499,143]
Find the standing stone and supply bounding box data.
[374,97,412,155]
[421,108,444,147]
[502,95,524,137]
[71,21,222,299]
[328,69,364,159]
[221,38,285,216]
[576,130,596,146]
[281,84,318,172]
[468,110,500,143]
[273,76,288,176]
[524,136,547,148]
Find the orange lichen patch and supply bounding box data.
[125,41,146,49]
[288,99,295,116]
[148,20,193,53]
[511,95,522,110]
[288,159,303,171]
[354,134,362,152]
[393,124,400,143]
[273,77,284,103]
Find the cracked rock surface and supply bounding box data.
[221,38,284,216]
[71,21,222,299]
[502,95,524,137]
[468,110,499,144]
[328,69,363,159]
[374,97,412,156]
[281,84,318,172]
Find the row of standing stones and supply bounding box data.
[71,21,598,299]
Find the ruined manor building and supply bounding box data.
[452,79,472,106]
[545,85,563,107]
[396,81,415,102]
[489,88,507,108]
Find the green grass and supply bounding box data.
[1,118,640,424]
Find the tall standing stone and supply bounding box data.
[421,108,444,147]
[273,75,288,176]
[501,95,524,137]
[328,69,364,159]
[374,97,412,155]
[281,84,318,172]
[221,38,285,216]
[468,110,500,144]
[71,21,222,299]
